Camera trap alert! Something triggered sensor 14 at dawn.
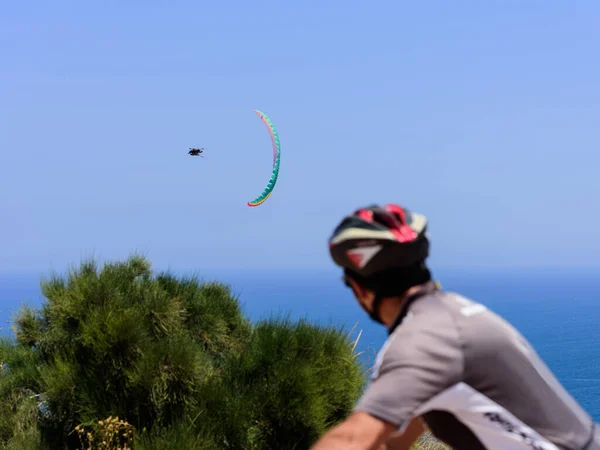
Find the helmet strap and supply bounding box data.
[369,294,386,324]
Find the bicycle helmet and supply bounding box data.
[328,203,430,277]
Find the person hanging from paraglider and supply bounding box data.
[188,147,204,157]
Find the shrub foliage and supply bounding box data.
[0,255,366,449]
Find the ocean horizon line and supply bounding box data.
[0,264,598,277]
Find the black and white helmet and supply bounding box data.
[328,203,429,277]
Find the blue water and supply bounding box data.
[1,269,599,420]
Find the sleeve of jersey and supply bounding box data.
[354,311,464,431]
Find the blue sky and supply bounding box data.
[1,1,599,274]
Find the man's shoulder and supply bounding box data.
[413,288,487,315]
[408,289,499,338]
[397,288,485,337]
[370,292,466,380]
[410,289,537,374]
[372,289,501,377]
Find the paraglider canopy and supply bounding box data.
[247,110,280,207]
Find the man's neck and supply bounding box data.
[382,281,439,330]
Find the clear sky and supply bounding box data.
[1,1,599,274]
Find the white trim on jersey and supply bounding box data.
[413,382,561,450]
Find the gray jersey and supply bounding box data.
[356,281,599,450]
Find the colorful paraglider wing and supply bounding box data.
[247,109,280,207]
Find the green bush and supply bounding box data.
[0,255,368,449]
[199,317,365,449]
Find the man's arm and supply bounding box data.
[385,416,426,450]
[309,411,396,450]
[311,303,462,450]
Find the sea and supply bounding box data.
[1,268,598,421]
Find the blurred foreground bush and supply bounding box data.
[0,255,367,449]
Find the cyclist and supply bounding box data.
[309,203,599,450]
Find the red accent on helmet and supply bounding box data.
[346,252,364,268]
[351,205,419,243]
[355,208,374,222]
[385,203,408,223]
[377,204,418,243]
